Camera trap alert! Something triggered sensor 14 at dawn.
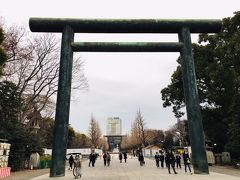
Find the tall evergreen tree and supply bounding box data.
[161,12,240,152]
[0,81,41,171]
[225,94,240,158]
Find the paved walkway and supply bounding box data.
[31,155,240,180]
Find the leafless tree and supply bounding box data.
[88,115,102,148]
[136,109,147,147]
[1,25,88,124]
[130,109,147,149]
[145,129,165,146]
[169,119,188,146]
[129,121,140,148]
[120,133,140,150]
[98,137,108,151]
[120,134,129,150]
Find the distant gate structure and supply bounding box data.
[29,18,222,177]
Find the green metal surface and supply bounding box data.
[29,18,222,33]
[50,25,74,177]
[178,27,209,174]
[72,42,183,52]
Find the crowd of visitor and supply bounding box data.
[68,149,193,175]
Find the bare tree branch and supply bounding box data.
[1,25,89,125]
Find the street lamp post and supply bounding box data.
[213,143,217,153]
[175,132,183,147]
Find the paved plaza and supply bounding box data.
[30,155,240,180]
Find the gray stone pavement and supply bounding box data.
[31,155,240,180]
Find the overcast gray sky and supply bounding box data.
[1,0,239,134]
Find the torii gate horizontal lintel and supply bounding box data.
[29,17,222,33]
[71,42,184,52]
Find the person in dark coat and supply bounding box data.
[182,151,192,174]
[138,152,145,166]
[159,151,165,168]
[154,152,160,167]
[68,154,74,170]
[89,152,96,167]
[165,150,177,174]
[106,152,111,166]
[103,152,107,166]
[119,152,123,163]
[123,152,127,163]
[175,153,181,168]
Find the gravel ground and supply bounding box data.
[3,168,50,180]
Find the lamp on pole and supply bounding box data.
[175,132,182,147]
[213,143,217,153]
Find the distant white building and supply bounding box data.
[106,117,122,135]
[105,117,124,151]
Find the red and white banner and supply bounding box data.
[0,167,11,178]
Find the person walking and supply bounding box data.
[175,153,181,168]
[138,152,145,166]
[123,152,127,163]
[73,154,82,178]
[89,152,96,167]
[165,150,178,174]
[154,152,160,167]
[159,151,165,168]
[68,154,74,170]
[119,152,123,163]
[103,152,107,166]
[183,151,192,174]
[106,152,111,166]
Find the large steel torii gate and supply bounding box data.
[29,18,222,177]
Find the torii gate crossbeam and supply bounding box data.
[29,18,222,177]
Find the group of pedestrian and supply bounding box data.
[119,152,128,163]
[154,150,192,174]
[88,151,128,167]
[68,154,82,171]
[154,151,165,168]
[102,152,111,166]
[68,149,192,176]
[165,150,178,174]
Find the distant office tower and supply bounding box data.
[107,117,122,135]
